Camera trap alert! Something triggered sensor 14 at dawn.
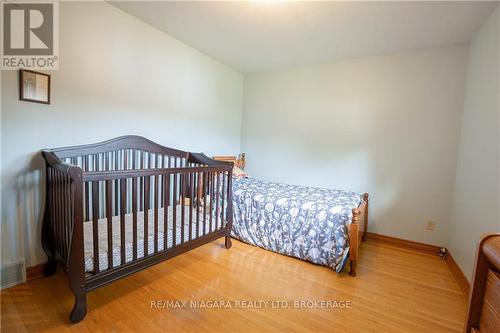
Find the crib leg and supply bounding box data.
[69,283,87,323]
[43,258,57,277]
[68,260,87,323]
[225,235,232,249]
[349,260,357,277]
[41,193,57,277]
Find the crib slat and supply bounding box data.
[226,170,232,231]
[92,181,100,273]
[106,179,113,270]
[114,151,119,216]
[58,173,63,258]
[59,173,64,259]
[84,156,89,221]
[62,173,67,257]
[203,172,207,236]
[215,172,220,230]
[59,172,64,256]
[131,151,137,259]
[103,153,107,172]
[164,173,169,250]
[51,169,58,256]
[189,172,193,241]
[140,150,144,211]
[123,149,128,171]
[132,149,136,169]
[120,178,126,264]
[181,173,185,244]
[222,172,226,228]
[209,172,214,233]
[132,176,138,260]
[56,171,62,256]
[123,150,128,216]
[68,174,73,254]
[63,174,69,260]
[56,170,61,255]
[104,153,112,269]
[154,170,159,253]
[160,156,164,208]
[196,172,200,238]
[144,175,150,256]
[172,172,177,247]
[48,168,52,243]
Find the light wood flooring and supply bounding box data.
[1,239,467,332]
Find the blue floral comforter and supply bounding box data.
[231,177,361,272]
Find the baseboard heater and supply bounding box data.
[0,259,26,290]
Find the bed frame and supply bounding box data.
[41,136,233,323]
[212,155,369,276]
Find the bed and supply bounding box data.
[42,136,233,323]
[214,156,369,276]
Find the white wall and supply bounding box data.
[241,45,469,246]
[449,6,500,281]
[1,1,496,284]
[0,2,243,268]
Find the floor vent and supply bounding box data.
[1,259,26,290]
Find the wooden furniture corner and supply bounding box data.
[464,233,500,333]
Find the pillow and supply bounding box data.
[233,166,248,178]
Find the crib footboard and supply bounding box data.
[42,150,87,322]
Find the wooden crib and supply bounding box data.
[41,136,233,323]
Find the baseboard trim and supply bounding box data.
[26,263,45,281]
[366,232,470,299]
[366,232,442,255]
[445,251,470,298]
[27,234,472,299]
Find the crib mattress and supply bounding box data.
[84,205,218,272]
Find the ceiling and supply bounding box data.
[111,1,498,74]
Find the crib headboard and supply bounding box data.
[49,135,187,160]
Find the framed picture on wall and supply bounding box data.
[19,70,51,104]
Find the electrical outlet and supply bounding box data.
[426,220,437,231]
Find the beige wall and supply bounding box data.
[0,2,243,267]
[449,6,500,281]
[241,45,469,246]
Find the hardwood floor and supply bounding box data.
[1,240,467,332]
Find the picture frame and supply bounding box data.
[19,69,51,104]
